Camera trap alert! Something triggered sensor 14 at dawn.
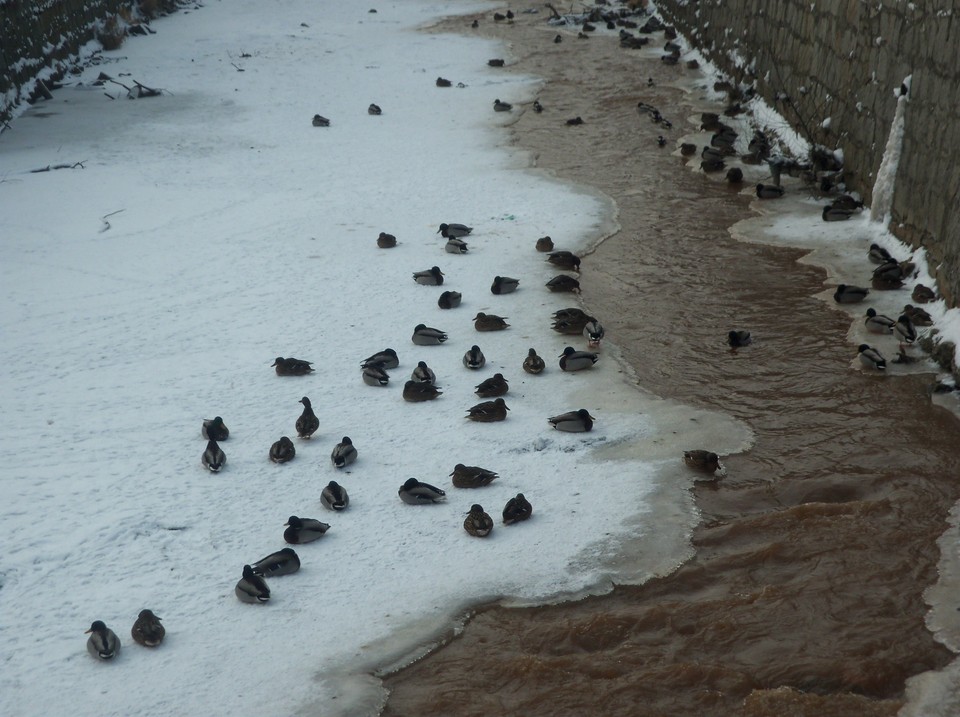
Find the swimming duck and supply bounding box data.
[475,373,508,398]
[474,312,510,331]
[680,142,697,156]
[437,223,472,238]
[436,77,452,87]
[130,609,164,647]
[559,346,599,371]
[202,439,226,472]
[533,99,543,113]
[445,237,469,254]
[377,231,396,248]
[412,324,447,345]
[903,304,933,326]
[868,243,894,264]
[361,348,399,370]
[833,284,869,304]
[565,116,584,125]
[321,480,349,511]
[202,416,229,441]
[251,547,300,577]
[727,330,752,348]
[583,319,605,348]
[546,274,581,293]
[403,380,443,402]
[269,436,296,464]
[296,396,320,439]
[683,450,725,477]
[413,266,444,286]
[490,276,519,295]
[368,103,382,115]
[411,361,436,384]
[493,98,512,112]
[502,493,533,524]
[331,436,357,468]
[547,251,581,272]
[523,347,546,374]
[700,158,725,173]
[235,565,270,603]
[466,398,509,422]
[857,344,887,370]
[362,365,390,386]
[438,291,462,309]
[548,409,596,432]
[272,356,314,376]
[463,345,486,370]
[535,236,554,252]
[755,183,785,199]
[283,515,330,544]
[701,146,732,163]
[450,463,499,488]
[463,504,494,537]
[311,114,330,127]
[86,621,120,660]
[864,308,895,334]
[894,314,918,347]
[398,477,446,504]
[912,284,937,304]
[726,167,744,184]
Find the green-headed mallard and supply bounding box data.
[201,416,229,441]
[283,516,330,544]
[251,547,300,577]
[331,436,357,468]
[235,565,270,603]
[490,276,519,295]
[413,266,444,286]
[559,346,598,371]
[412,324,447,345]
[399,477,446,504]
[86,620,121,660]
[202,439,226,472]
[321,480,349,511]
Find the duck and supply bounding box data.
[559,346,599,371]
[362,365,390,386]
[413,266,444,286]
[201,416,229,441]
[727,330,752,348]
[251,547,300,577]
[377,231,397,248]
[466,398,509,422]
[463,345,486,370]
[756,183,785,199]
[868,243,894,264]
[864,308,895,334]
[283,515,330,544]
[700,158,725,173]
[235,565,270,603]
[912,284,937,304]
[894,314,918,347]
[412,324,447,345]
[523,347,546,374]
[445,237,469,254]
[296,396,320,439]
[488,59,506,67]
[857,344,887,370]
[822,204,854,222]
[502,493,533,524]
[438,291,462,309]
[683,450,725,477]
[450,463,499,488]
[546,274,581,293]
[321,480,349,511]
[130,609,164,647]
[86,621,121,660]
[903,304,933,326]
[361,348,399,370]
[535,236,554,252]
[311,114,330,127]
[872,259,912,285]
[533,99,543,113]
[547,251,581,271]
[680,142,697,156]
[493,98,513,112]
[475,373,509,398]
[411,360,436,384]
[331,436,357,468]
[565,116,584,125]
[269,436,296,464]
[583,319,605,348]
[398,477,446,504]
[548,409,596,432]
[272,356,314,376]
[552,308,594,334]
[202,439,226,472]
[474,312,510,331]
[702,146,732,163]
[833,284,869,304]
[437,223,472,238]
[463,504,494,537]
[403,380,443,402]
[491,276,519,294]
[368,103,382,115]
[436,77,452,87]
[831,194,864,212]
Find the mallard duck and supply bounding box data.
[857,344,887,370]
[566,116,584,125]
[269,436,296,464]
[411,360,436,384]
[490,276,519,295]
[552,308,593,334]
[413,266,444,286]
[726,167,744,184]
[438,291,462,309]
[377,231,397,248]
[683,450,725,477]
[548,409,596,432]
[584,319,605,348]
[403,380,443,402]
[548,251,581,272]
[251,547,300,577]
[202,439,226,472]
[559,346,598,371]
[86,621,121,659]
[680,142,697,156]
[493,98,512,112]
[235,565,270,603]
[872,259,912,285]
[533,99,543,112]
[702,146,732,163]
[546,274,581,293]
[283,515,330,544]
[362,365,390,386]
[832,194,864,211]
[903,304,933,326]
[436,77,452,87]
[130,609,164,647]
[756,183,785,199]
[321,480,349,511]
[466,397,509,422]
[523,347,546,374]
[450,463,498,488]
[272,356,314,376]
[864,308,895,334]
[868,243,894,264]
[912,284,937,304]
[368,103,382,115]
[822,204,854,222]
[475,373,508,398]
[311,114,330,127]
[437,223,472,238]
[535,236,554,252]
[296,396,320,439]
[398,477,446,504]
[833,284,869,304]
[412,324,447,345]
[463,345,486,370]
[701,158,725,173]
[331,436,357,468]
[361,348,399,369]
[502,493,533,524]
[202,416,229,441]
[445,237,469,254]
[474,312,509,331]
[727,330,752,348]
[464,504,494,537]
[894,314,918,347]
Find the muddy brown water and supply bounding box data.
[381,10,960,716]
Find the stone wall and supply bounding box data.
[658,0,960,304]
